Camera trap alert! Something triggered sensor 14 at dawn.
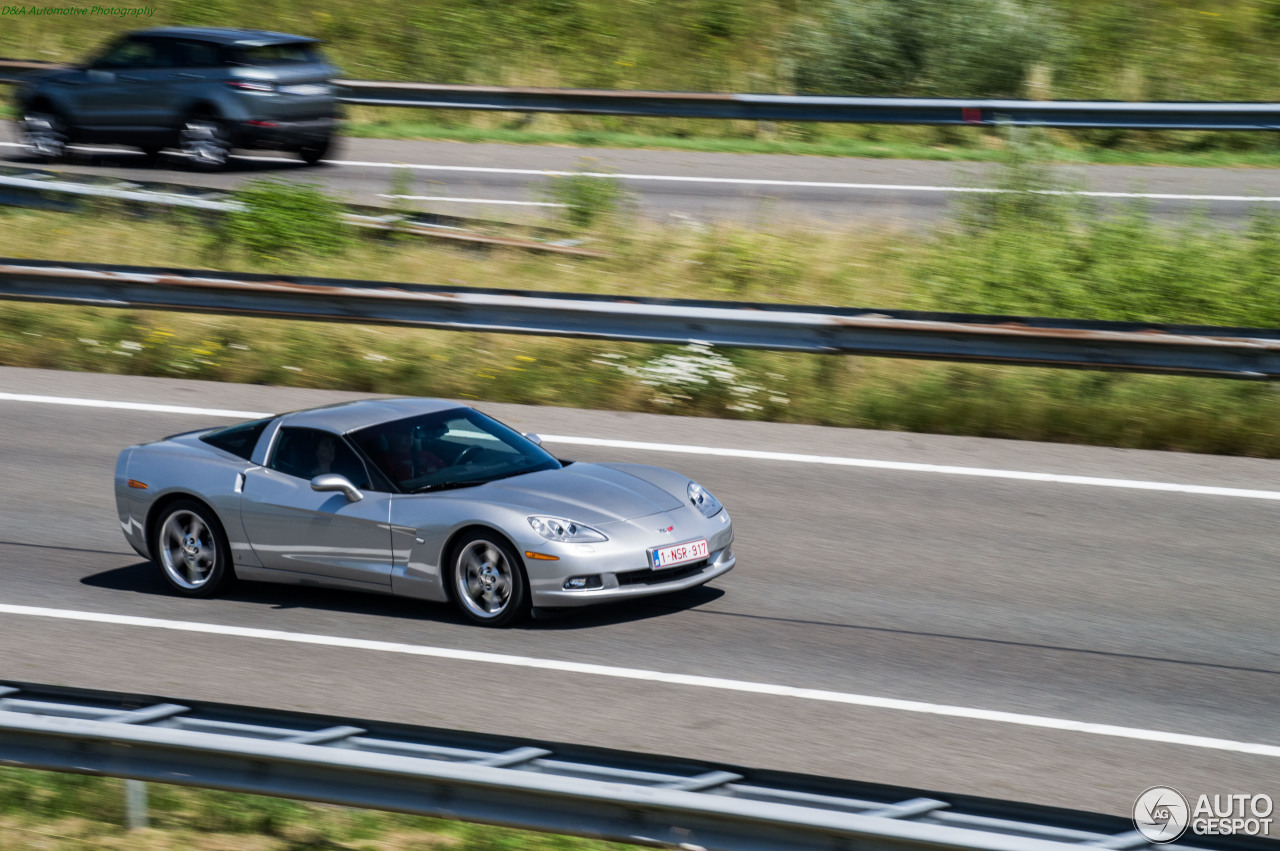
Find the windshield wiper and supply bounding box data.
[410,479,489,494]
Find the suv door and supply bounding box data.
[168,39,224,123]
[240,427,395,586]
[78,35,175,133]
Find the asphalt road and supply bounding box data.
[0,365,1277,821]
[4,121,1280,226]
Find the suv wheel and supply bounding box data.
[20,111,68,162]
[298,134,332,166]
[180,116,231,171]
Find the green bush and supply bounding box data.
[790,0,1065,97]
[543,160,628,229]
[220,179,352,260]
[914,134,1280,326]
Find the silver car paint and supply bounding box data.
[115,399,735,610]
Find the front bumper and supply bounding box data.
[236,116,336,150]
[531,546,735,607]
[524,508,735,608]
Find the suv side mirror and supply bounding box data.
[311,473,363,502]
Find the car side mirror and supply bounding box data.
[311,473,363,502]
[523,433,543,446]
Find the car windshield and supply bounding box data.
[350,408,561,493]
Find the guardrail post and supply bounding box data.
[124,778,148,830]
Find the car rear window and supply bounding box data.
[232,42,322,66]
[200,418,272,460]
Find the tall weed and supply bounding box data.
[219,180,352,261]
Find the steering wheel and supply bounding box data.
[455,445,483,466]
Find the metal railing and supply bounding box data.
[335,81,1280,131]
[0,680,1251,851]
[4,59,1280,130]
[1,258,1279,379]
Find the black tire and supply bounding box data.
[449,530,529,627]
[152,498,234,598]
[139,145,164,162]
[179,114,231,172]
[298,134,332,166]
[20,110,68,162]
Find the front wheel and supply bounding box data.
[20,111,68,162]
[180,116,231,171]
[451,531,529,627]
[153,499,233,598]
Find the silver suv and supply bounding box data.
[15,27,339,170]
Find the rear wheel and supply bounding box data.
[180,115,231,171]
[298,134,332,166]
[153,499,234,598]
[20,110,68,162]
[450,531,529,627]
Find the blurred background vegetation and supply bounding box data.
[8,0,1280,154]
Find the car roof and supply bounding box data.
[128,27,319,46]
[278,397,467,433]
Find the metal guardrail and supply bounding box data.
[1,680,1258,851]
[1,258,1279,379]
[5,58,1280,130]
[335,81,1280,131]
[0,166,604,257]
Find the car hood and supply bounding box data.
[454,462,685,524]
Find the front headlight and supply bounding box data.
[528,515,608,543]
[687,481,722,518]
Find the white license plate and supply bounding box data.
[279,84,329,96]
[650,538,708,570]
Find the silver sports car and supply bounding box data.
[114,398,735,626]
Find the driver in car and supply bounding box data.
[377,425,446,481]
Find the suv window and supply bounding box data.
[269,427,370,487]
[93,36,173,70]
[172,39,223,68]
[200,418,272,461]
[231,42,321,66]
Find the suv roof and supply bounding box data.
[128,27,319,47]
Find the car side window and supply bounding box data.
[173,39,221,69]
[93,36,171,70]
[269,427,371,488]
[200,418,272,461]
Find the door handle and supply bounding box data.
[172,72,203,80]
[118,74,146,82]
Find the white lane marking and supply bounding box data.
[542,435,1280,501]
[379,194,565,207]
[4,141,1276,202]
[0,392,267,419]
[4,391,1280,499]
[339,159,1280,202]
[0,602,1275,758]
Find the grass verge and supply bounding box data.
[0,766,644,850]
